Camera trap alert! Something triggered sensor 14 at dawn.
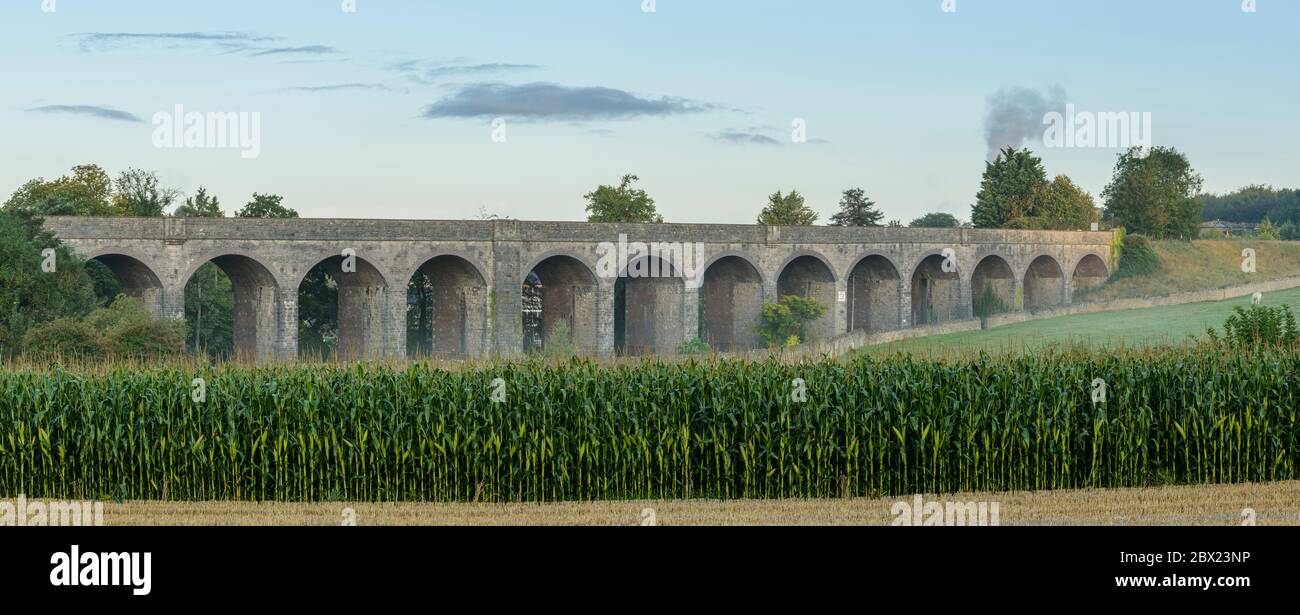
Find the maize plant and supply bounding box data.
[0,347,1296,502]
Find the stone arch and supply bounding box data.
[86,251,165,316]
[910,251,961,326]
[299,253,388,360]
[699,254,763,351]
[1024,254,1066,310]
[1071,253,1109,295]
[616,255,684,355]
[846,253,901,333]
[970,254,1016,316]
[408,254,488,358]
[522,254,598,355]
[776,253,837,341]
[182,254,281,361]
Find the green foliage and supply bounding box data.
[757,190,817,226]
[677,336,712,356]
[1199,185,1300,225]
[1206,304,1299,348]
[584,174,662,223]
[756,295,828,346]
[973,284,1009,318]
[1113,233,1160,279]
[2,348,1297,501]
[972,147,1047,228]
[909,212,960,228]
[1109,227,1126,271]
[21,318,106,358]
[1102,146,1204,239]
[112,168,177,217]
[173,187,224,218]
[2,164,118,217]
[828,188,883,227]
[1026,175,1098,231]
[236,193,298,219]
[0,211,98,356]
[185,263,234,358]
[538,321,579,360]
[1255,218,1281,240]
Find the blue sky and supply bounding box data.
[2,0,1297,223]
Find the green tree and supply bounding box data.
[173,187,224,218]
[584,174,662,223]
[757,190,818,226]
[112,168,178,217]
[909,212,960,228]
[828,188,883,227]
[755,295,827,346]
[1102,146,1203,239]
[2,164,117,216]
[236,193,299,219]
[972,147,1048,228]
[0,211,98,355]
[1256,218,1281,240]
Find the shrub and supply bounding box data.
[537,321,578,360]
[677,336,712,355]
[106,318,187,358]
[21,318,106,358]
[1206,304,1299,348]
[1113,233,1160,279]
[755,295,828,346]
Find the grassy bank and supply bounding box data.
[1077,239,1300,302]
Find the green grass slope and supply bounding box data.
[1076,239,1300,302]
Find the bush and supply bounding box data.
[677,336,712,355]
[756,295,828,347]
[1206,304,1299,348]
[107,318,187,358]
[537,321,578,360]
[22,318,107,357]
[1113,233,1160,279]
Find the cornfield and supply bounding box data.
[1,347,1297,502]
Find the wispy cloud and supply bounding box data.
[249,45,338,57]
[709,130,783,146]
[27,105,143,123]
[70,31,274,53]
[421,82,713,121]
[391,60,541,84]
[282,83,403,94]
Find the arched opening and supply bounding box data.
[776,255,837,341]
[407,255,488,358]
[521,255,598,355]
[1071,254,1109,295]
[971,255,1015,317]
[615,256,684,355]
[88,254,163,315]
[910,253,960,326]
[299,254,387,361]
[847,255,901,333]
[184,255,279,360]
[699,256,762,351]
[1024,255,1065,310]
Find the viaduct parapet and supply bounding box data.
[43,216,1116,360]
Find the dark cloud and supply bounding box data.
[709,130,783,146]
[249,45,338,57]
[27,105,143,123]
[421,82,712,120]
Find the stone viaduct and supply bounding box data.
[42,216,1116,361]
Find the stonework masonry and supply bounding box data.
[43,216,1116,361]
